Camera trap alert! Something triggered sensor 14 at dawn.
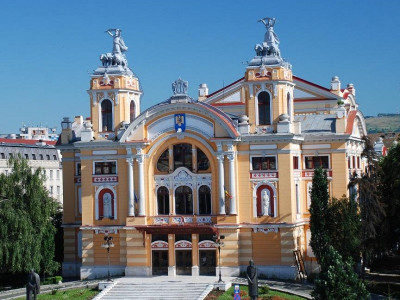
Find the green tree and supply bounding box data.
[312,246,369,300]
[0,155,60,275]
[309,167,330,263]
[350,136,385,268]
[380,141,400,251]
[326,197,361,264]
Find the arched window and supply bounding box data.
[130,100,135,123]
[101,99,113,132]
[157,149,169,172]
[157,186,169,215]
[98,188,115,219]
[197,148,210,171]
[173,144,192,171]
[287,92,291,120]
[258,91,271,125]
[175,186,193,215]
[256,185,274,217]
[198,185,211,215]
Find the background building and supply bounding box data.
[59,22,367,279]
[0,138,63,203]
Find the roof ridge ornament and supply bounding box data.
[170,78,192,104]
[172,77,188,95]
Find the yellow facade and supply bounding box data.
[59,24,367,280]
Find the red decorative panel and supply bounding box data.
[250,172,278,179]
[151,241,168,249]
[175,240,192,249]
[92,176,118,183]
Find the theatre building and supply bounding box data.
[59,22,367,279]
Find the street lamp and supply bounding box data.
[213,235,225,283]
[101,234,114,281]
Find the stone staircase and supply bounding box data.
[95,281,213,300]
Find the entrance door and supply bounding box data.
[176,250,192,275]
[152,250,168,275]
[199,250,216,276]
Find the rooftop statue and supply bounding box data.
[249,17,287,67]
[172,78,188,95]
[255,17,281,59]
[100,28,129,68]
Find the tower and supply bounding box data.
[246,17,295,134]
[88,29,142,139]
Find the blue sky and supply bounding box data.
[0,0,399,133]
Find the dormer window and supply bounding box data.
[257,91,271,125]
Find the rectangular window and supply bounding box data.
[94,161,117,175]
[50,186,53,194]
[76,163,81,176]
[24,154,29,159]
[9,153,13,158]
[46,154,50,160]
[293,156,299,169]
[352,156,356,169]
[32,154,36,160]
[56,170,60,179]
[251,156,277,170]
[53,155,57,160]
[348,157,351,169]
[57,186,60,195]
[50,170,53,179]
[304,156,329,169]
[357,156,360,169]
[0,153,5,159]
[39,154,43,160]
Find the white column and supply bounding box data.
[227,153,237,215]
[136,153,145,216]
[217,154,225,215]
[126,158,135,216]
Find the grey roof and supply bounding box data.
[294,114,336,134]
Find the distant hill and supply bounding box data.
[365,114,400,133]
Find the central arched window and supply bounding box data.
[157,149,169,172]
[130,100,135,123]
[157,186,169,215]
[258,91,271,125]
[175,186,193,215]
[198,185,211,215]
[197,148,210,171]
[173,144,192,171]
[156,144,210,173]
[101,99,113,131]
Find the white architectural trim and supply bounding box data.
[94,186,118,220]
[252,180,278,217]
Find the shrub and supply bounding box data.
[260,285,270,294]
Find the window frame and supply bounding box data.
[93,160,118,175]
[256,90,272,126]
[99,98,114,132]
[250,155,278,171]
[303,155,330,170]
[198,185,212,215]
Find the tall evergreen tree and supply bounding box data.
[350,136,385,268]
[0,155,60,275]
[313,246,369,300]
[309,167,330,263]
[379,141,400,251]
[326,197,361,264]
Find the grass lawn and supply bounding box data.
[208,285,306,300]
[16,287,99,300]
